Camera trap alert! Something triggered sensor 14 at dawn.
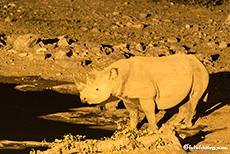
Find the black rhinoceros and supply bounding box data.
[76,54,209,132]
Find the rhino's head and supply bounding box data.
[76,68,118,104]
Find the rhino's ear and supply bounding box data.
[109,68,118,80]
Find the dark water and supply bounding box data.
[0,75,113,154]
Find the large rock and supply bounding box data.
[8,34,39,52]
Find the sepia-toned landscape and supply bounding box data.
[0,0,229,153]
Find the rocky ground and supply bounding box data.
[0,0,229,153]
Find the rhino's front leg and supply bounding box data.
[139,98,158,132]
[123,100,139,129]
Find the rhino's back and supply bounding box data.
[115,54,208,109]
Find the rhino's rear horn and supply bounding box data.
[73,73,86,91]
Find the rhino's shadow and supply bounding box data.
[195,71,230,118]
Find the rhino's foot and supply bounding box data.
[147,124,159,134]
[176,122,193,129]
[158,124,174,133]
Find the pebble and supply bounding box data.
[8,49,18,54]
[112,12,120,16]
[27,53,45,61]
[122,15,132,20]
[139,13,149,19]
[207,42,217,48]
[12,34,39,52]
[219,41,228,49]
[126,22,133,28]
[80,27,89,32]
[185,24,192,29]
[36,48,47,53]
[224,14,230,25]
[19,53,28,57]
[56,73,63,76]
[105,31,111,35]
[57,36,69,46]
[91,28,100,33]
[136,43,143,52]
[167,37,179,43]
[111,25,119,29]
[4,17,11,22]
[54,50,67,59]
[132,24,144,29]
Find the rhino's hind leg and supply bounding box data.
[139,98,158,132]
[182,73,209,128]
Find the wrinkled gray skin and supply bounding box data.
[77,54,209,132]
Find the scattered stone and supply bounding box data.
[27,53,45,61]
[105,31,111,35]
[139,13,150,19]
[111,25,119,29]
[132,23,144,29]
[80,27,89,32]
[136,43,144,52]
[195,54,212,65]
[126,22,133,28]
[54,50,67,60]
[56,72,63,76]
[207,42,217,48]
[18,53,28,57]
[112,12,120,16]
[8,49,18,54]
[164,19,172,23]
[185,24,192,29]
[122,15,132,20]
[113,43,128,50]
[0,36,6,47]
[152,18,160,22]
[145,43,155,53]
[115,21,123,27]
[4,17,11,22]
[167,37,179,43]
[81,59,92,66]
[218,41,228,49]
[101,46,113,55]
[11,34,39,52]
[224,14,230,25]
[8,3,16,7]
[169,44,187,54]
[91,28,100,33]
[36,48,47,53]
[55,59,82,68]
[57,36,69,46]
[90,45,102,56]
